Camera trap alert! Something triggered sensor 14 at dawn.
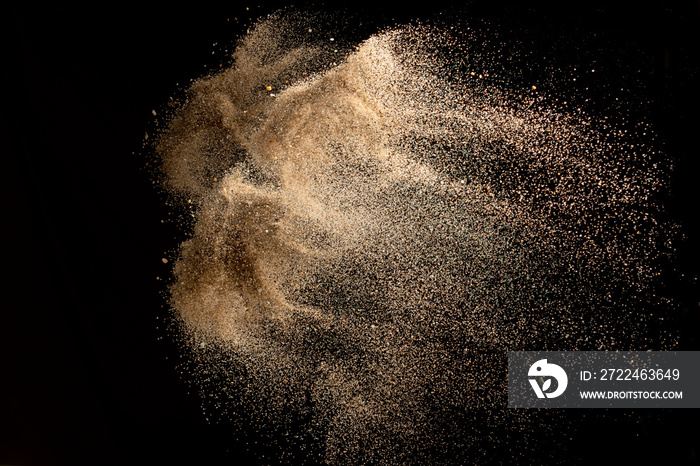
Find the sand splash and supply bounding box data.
[153,13,673,464]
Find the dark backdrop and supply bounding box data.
[4,1,699,465]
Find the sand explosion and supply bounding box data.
[153,13,673,464]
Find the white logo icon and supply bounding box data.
[528,359,568,399]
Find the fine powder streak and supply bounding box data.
[154,14,673,464]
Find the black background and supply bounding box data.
[4,1,699,465]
